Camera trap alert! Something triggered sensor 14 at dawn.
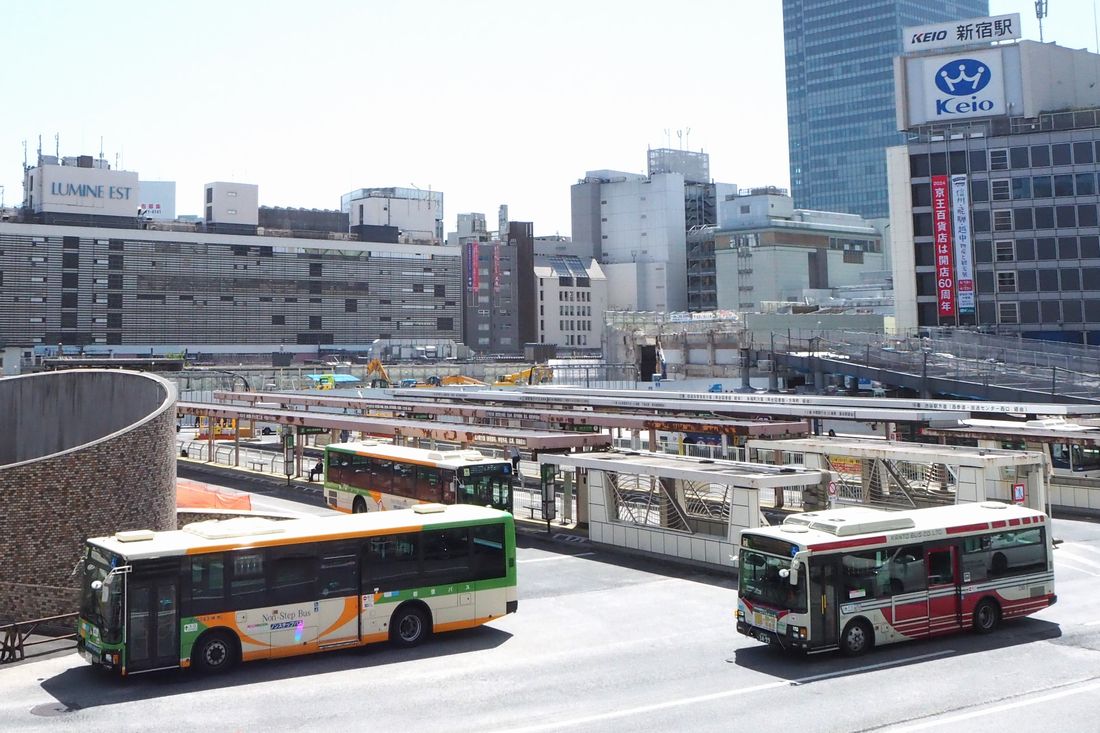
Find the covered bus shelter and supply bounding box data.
[540,451,825,572]
[177,401,610,476]
[747,437,1049,513]
[212,390,811,448]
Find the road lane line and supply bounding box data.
[518,552,595,564]
[1066,543,1100,556]
[495,650,954,732]
[880,678,1100,732]
[1056,548,1100,568]
[1053,556,1100,577]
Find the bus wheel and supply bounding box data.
[973,599,1001,634]
[193,630,238,674]
[840,620,873,657]
[352,496,367,514]
[390,604,431,647]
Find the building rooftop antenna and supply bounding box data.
[1035,0,1048,43]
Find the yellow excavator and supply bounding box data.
[365,358,393,388]
[493,365,553,387]
[366,359,487,388]
[428,374,487,387]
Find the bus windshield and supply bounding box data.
[79,545,125,643]
[739,550,807,613]
[455,464,513,512]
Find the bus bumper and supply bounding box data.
[77,640,120,671]
[506,600,518,614]
[737,621,809,651]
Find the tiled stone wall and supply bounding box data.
[0,372,176,623]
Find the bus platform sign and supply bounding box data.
[540,463,557,523]
[1012,482,1027,504]
[296,425,328,435]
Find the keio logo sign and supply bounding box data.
[928,53,1002,118]
[934,58,991,96]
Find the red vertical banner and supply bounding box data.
[931,175,955,318]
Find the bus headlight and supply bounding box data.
[736,609,745,620]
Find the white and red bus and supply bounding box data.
[735,502,1056,656]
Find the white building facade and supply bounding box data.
[714,191,885,312]
[571,170,688,312]
[535,255,607,350]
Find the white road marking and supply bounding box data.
[518,552,596,564]
[881,678,1100,732]
[1057,548,1100,568]
[1053,555,1100,577]
[1066,543,1100,556]
[495,650,954,733]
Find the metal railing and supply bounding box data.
[759,329,1100,400]
[0,612,78,664]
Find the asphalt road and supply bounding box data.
[3,513,1100,733]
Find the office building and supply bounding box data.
[783,0,987,219]
[714,189,884,313]
[457,211,536,355]
[890,22,1100,341]
[1,156,462,355]
[534,255,606,350]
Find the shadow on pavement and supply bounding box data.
[729,617,1062,681]
[36,625,510,713]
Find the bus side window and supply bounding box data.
[471,524,506,580]
[883,545,925,594]
[927,550,954,585]
[1050,443,1071,470]
[417,466,443,502]
[318,545,358,598]
[188,554,226,616]
[363,533,420,592]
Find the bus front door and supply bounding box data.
[926,544,962,636]
[808,559,839,650]
[126,575,180,673]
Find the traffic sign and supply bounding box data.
[827,481,838,497]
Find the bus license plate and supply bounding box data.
[753,611,777,632]
[756,630,772,645]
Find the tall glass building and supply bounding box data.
[783,0,987,219]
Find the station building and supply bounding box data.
[0,155,462,357]
[889,15,1100,342]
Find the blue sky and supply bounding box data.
[0,0,1094,235]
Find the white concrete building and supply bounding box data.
[571,170,688,312]
[204,181,258,227]
[138,180,176,221]
[342,187,443,243]
[534,255,607,350]
[714,191,885,313]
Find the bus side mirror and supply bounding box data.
[789,551,809,585]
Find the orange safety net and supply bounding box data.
[176,478,252,510]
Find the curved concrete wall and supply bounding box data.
[0,370,177,622]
